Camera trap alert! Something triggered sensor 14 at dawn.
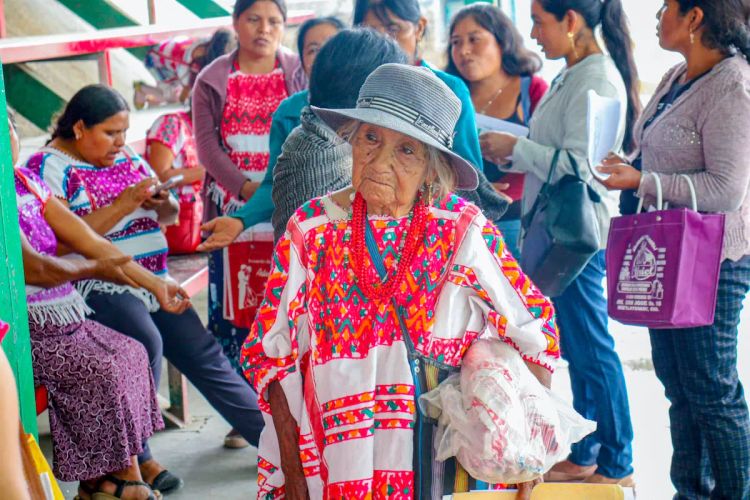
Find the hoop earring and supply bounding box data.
[567,32,580,60]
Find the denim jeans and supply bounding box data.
[552,250,634,478]
[650,255,750,499]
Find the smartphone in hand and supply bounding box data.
[152,174,184,195]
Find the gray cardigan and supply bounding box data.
[633,55,750,261]
[511,54,627,249]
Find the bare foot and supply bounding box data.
[544,459,597,482]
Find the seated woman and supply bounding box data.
[9,116,183,500]
[199,28,408,248]
[24,85,266,489]
[241,64,559,499]
[145,29,233,254]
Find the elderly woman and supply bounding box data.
[241,64,559,500]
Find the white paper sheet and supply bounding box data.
[475,113,530,137]
[586,90,621,180]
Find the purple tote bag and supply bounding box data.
[606,174,725,329]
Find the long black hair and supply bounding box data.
[446,4,542,80]
[539,0,640,151]
[676,0,750,61]
[296,16,346,67]
[233,0,287,20]
[50,85,129,141]
[190,29,235,86]
[353,0,421,26]
[309,28,407,109]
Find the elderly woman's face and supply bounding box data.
[351,124,430,213]
[74,111,129,167]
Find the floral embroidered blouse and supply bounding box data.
[240,193,559,499]
[209,61,288,214]
[27,148,170,312]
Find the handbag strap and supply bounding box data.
[523,149,562,230]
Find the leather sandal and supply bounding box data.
[148,470,183,495]
[90,475,161,500]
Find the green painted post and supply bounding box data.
[3,65,66,131]
[174,0,229,18]
[0,60,38,436]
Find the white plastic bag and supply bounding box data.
[419,339,596,484]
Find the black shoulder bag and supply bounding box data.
[519,150,602,297]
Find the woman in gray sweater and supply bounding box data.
[480,0,640,486]
[601,1,750,497]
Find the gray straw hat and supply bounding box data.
[312,63,479,190]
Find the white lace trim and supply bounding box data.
[207,181,244,215]
[76,279,160,313]
[27,293,93,328]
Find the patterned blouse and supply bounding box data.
[27,148,170,312]
[241,193,559,499]
[146,110,201,203]
[209,61,288,214]
[15,167,91,329]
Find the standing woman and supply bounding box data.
[200,16,345,242]
[354,0,509,224]
[479,0,640,485]
[447,3,548,257]
[600,1,750,497]
[192,0,306,447]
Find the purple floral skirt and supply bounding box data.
[30,319,164,481]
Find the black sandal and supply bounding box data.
[90,475,161,500]
[148,470,183,494]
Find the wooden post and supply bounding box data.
[0,0,6,38]
[97,49,113,86]
[0,59,38,436]
[147,0,157,24]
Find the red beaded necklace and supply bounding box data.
[349,191,429,301]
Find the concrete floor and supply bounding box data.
[37,287,750,500]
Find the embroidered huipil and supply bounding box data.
[209,61,288,214]
[27,148,169,311]
[146,110,202,203]
[15,166,92,327]
[241,194,559,499]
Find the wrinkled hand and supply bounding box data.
[141,189,169,211]
[596,162,642,191]
[480,131,518,166]
[516,477,542,499]
[93,255,139,288]
[115,178,157,214]
[196,217,244,252]
[492,182,514,204]
[154,278,191,314]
